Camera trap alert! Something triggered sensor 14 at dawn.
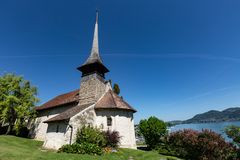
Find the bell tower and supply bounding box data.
[77,11,110,105]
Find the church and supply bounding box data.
[32,12,137,150]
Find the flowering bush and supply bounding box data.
[104,130,121,148]
[162,129,237,160]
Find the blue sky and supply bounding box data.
[1,0,240,122]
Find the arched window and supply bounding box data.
[107,117,112,126]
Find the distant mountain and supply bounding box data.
[183,107,240,123]
[184,107,240,123]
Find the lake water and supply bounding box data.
[169,121,240,142]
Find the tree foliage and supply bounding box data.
[60,126,121,155]
[139,116,167,149]
[103,130,121,148]
[166,129,238,160]
[113,83,120,95]
[225,125,240,147]
[58,143,103,155]
[0,73,38,135]
[76,126,106,148]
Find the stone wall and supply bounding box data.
[79,73,106,105]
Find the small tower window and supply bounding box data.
[107,117,112,126]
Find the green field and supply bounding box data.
[0,136,179,160]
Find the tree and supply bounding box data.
[0,73,39,135]
[225,125,240,147]
[139,116,167,149]
[113,83,120,95]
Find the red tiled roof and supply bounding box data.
[37,89,136,123]
[35,89,79,111]
[44,103,93,123]
[95,90,137,112]
[42,90,136,123]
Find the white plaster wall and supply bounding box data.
[43,122,71,150]
[44,105,96,150]
[37,104,137,150]
[95,110,136,149]
[32,103,77,141]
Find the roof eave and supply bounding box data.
[43,118,70,123]
[77,62,109,73]
[95,107,137,113]
[35,101,78,111]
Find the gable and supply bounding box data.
[44,103,93,123]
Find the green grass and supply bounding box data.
[0,135,180,160]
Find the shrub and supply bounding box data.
[76,126,106,148]
[59,126,121,155]
[225,125,240,159]
[139,116,167,149]
[58,142,103,155]
[165,129,237,160]
[104,130,121,148]
[158,144,178,157]
[58,144,74,153]
[225,125,240,147]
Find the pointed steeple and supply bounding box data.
[84,11,103,65]
[78,11,109,78]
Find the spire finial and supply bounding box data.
[96,9,98,24]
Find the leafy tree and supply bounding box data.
[139,116,167,149]
[0,73,38,135]
[113,83,120,95]
[225,125,240,147]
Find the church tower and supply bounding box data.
[77,11,110,105]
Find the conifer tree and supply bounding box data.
[113,83,120,95]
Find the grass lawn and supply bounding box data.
[0,135,180,160]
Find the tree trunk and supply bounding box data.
[6,124,12,135]
[6,106,15,135]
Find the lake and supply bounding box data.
[169,121,240,142]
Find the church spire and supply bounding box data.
[84,10,102,65]
[78,11,109,78]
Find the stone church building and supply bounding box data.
[32,13,137,150]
